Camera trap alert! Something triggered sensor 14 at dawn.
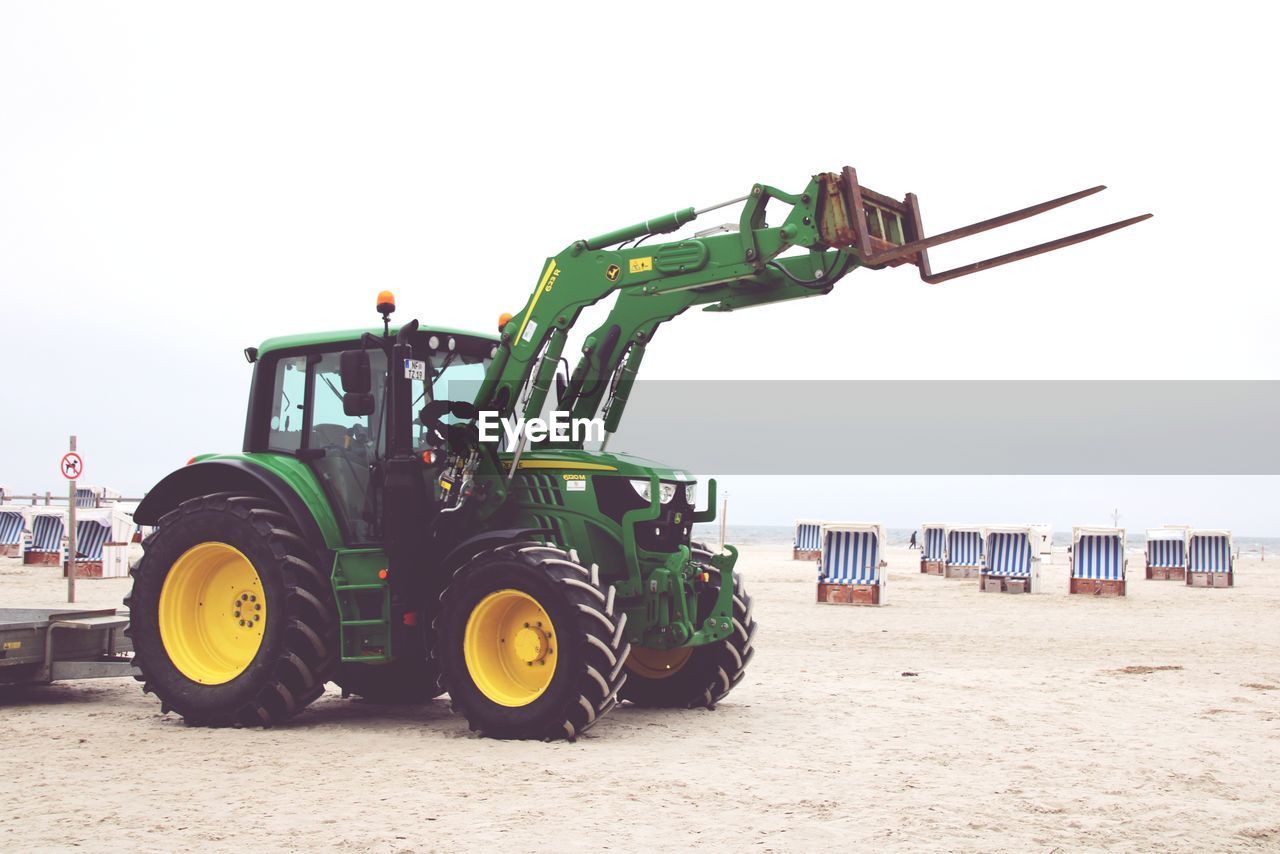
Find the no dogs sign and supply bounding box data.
[60,452,84,480]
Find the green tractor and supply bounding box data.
[125,167,1147,738]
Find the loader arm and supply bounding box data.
[472,176,842,423]
[561,254,834,427]
[456,166,1148,517]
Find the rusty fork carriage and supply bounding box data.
[818,166,1152,283]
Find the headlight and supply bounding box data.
[684,483,697,506]
[629,479,677,504]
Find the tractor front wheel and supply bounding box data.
[124,494,338,726]
[620,550,756,709]
[436,541,629,740]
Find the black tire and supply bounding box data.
[620,546,757,709]
[123,493,339,726]
[436,541,629,740]
[333,652,444,703]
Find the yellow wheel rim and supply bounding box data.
[158,542,266,685]
[626,645,693,680]
[463,589,557,707]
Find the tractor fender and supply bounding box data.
[134,460,331,557]
[438,527,553,578]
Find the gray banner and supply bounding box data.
[584,381,1280,474]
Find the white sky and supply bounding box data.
[1,2,1277,531]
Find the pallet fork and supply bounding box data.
[819,166,1151,283]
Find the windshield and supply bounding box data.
[409,345,491,450]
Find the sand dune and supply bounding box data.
[3,544,1278,852]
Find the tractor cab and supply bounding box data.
[244,322,496,546]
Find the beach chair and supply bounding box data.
[980,526,1041,593]
[23,508,66,566]
[73,485,121,509]
[114,501,146,543]
[920,523,946,574]
[0,505,27,558]
[1069,526,1127,597]
[793,519,823,561]
[816,523,887,605]
[71,507,133,578]
[1144,527,1187,580]
[1186,530,1234,588]
[944,526,984,578]
[1029,523,1054,557]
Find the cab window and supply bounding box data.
[268,356,307,452]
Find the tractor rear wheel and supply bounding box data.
[124,494,338,726]
[620,548,757,709]
[436,541,629,740]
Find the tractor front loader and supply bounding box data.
[125,167,1148,738]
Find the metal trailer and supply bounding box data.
[0,608,132,686]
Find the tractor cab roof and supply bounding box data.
[257,325,497,358]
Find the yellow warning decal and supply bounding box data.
[3,641,20,650]
[515,259,558,345]
[629,257,653,273]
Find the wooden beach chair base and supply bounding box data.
[1069,578,1126,597]
[945,564,980,578]
[66,560,105,578]
[24,551,62,566]
[921,559,944,575]
[816,582,882,606]
[0,544,21,558]
[1146,565,1186,580]
[1188,571,1233,588]
[980,574,1031,593]
[793,548,820,561]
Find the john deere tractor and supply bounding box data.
[125,167,1147,739]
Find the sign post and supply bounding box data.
[61,439,83,603]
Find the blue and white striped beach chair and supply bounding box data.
[73,485,121,509]
[981,526,1041,593]
[816,523,887,605]
[70,507,133,577]
[0,507,26,557]
[75,518,111,562]
[24,510,66,565]
[1070,526,1127,596]
[1186,530,1234,588]
[1144,528,1187,580]
[793,520,823,561]
[920,524,946,574]
[944,527,984,578]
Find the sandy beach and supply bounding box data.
[2,543,1278,852]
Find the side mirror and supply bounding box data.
[340,350,371,393]
[340,350,374,416]
[449,401,477,420]
[344,393,375,417]
[419,399,449,427]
